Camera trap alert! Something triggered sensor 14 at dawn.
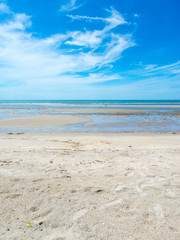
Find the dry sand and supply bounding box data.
[0,115,89,128]
[0,133,180,240]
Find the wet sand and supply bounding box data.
[0,133,180,240]
[0,115,89,128]
[41,108,180,114]
[0,108,180,133]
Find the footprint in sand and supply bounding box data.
[53,238,65,240]
[32,178,43,183]
[125,171,134,177]
[136,178,155,197]
[29,206,38,213]
[9,193,21,199]
[40,208,53,218]
[166,190,176,198]
[13,178,21,182]
[154,204,164,219]
[136,186,146,197]
[100,199,123,209]
[44,227,74,240]
[104,174,113,178]
[115,184,126,192]
[84,186,93,192]
[73,208,88,221]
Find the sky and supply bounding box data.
[0,0,180,99]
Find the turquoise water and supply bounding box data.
[0,100,180,104]
[0,100,180,109]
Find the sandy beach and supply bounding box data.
[0,133,180,240]
[0,0,180,238]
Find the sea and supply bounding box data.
[0,100,180,133]
[0,100,180,109]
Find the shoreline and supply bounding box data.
[1,131,179,135]
[0,108,179,132]
[0,104,180,109]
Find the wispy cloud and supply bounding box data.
[65,30,103,48]
[0,4,134,93]
[68,7,127,31]
[60,0,83,12]
[145,61,180,73]
[0,2,11,14]
[66,8,131,52]
[134,13,140,18]
[92,62,180,99]
[1,3,178,99]
[129,61,180,78]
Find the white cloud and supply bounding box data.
[0,2,11,14]
[0,5,134,83]
[2,13,32,30]
[102,34,134,64]
[65,8,131,53]
[146,61,180,73]
[60,0,83,12]
[104,7,127,30]
[68,15,104,21]
[0,4,138,98]
[127,61,180,80]
[65,30,103,48]
[134,13,140,18]
[0,4,178,99]
[68,7,127,31]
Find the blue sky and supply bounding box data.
[0,0,180,99]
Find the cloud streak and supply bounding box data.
[60,0,83,12]
[0,4,134,91]
[68,7,127,31]
[66,8,131,54]
[0,2,11,14]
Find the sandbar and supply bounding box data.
[0,115,89,128]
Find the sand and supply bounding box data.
[0,133,180,240]
[0,115,89,128]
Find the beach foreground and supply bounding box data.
[0,133,180,240]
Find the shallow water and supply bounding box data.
[0,108,180,133]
